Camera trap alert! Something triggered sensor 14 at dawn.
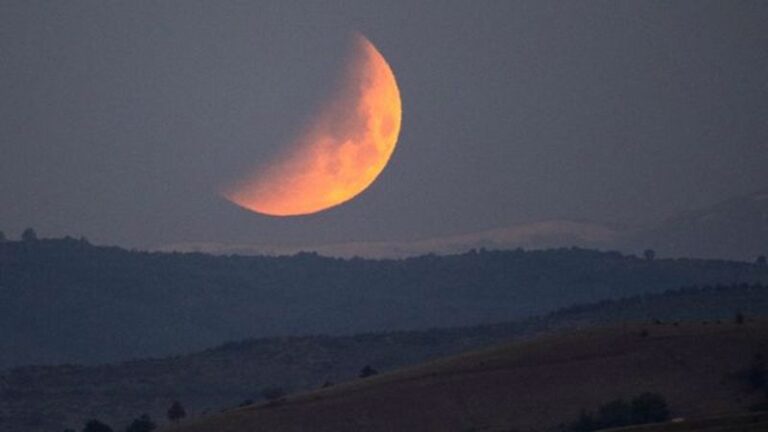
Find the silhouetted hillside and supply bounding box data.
[2,237,768,368]
[165,322,768,432]
[3,283,768,432]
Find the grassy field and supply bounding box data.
[165,320,768,432]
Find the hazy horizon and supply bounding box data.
[3,1,768,250]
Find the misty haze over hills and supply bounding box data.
[621,188,768,261]
[160,189,768,261]
[158,219,620,259]
[3,1,768,253]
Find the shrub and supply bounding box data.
[359,365,378,378]
[261,386,286,401]
[82,419,113,432]
[564,393,670,432]
[736,312,746,324]
[124,414,156,432]
[567,411,599,432]
[631,392,670,423]
[167,401,186,423]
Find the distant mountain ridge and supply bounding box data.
[159,219,620,258]
[158,189,768,261]
[621,188,768,261]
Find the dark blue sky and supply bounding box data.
[2,1,768,249]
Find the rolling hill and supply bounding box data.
[2,237,768,369]
[4,283,768,432]
[166,321,768,432]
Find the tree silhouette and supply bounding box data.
[82,419,113,432]
[643,249,656,261]
[359,365,378,378]
[124,414,156,432]
[21,228,38,242]
[757,255,767,266]
[167,401,186,424]
[736,311,746,325]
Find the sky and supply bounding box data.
[1,1,768,249]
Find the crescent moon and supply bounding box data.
[224,34,402,216]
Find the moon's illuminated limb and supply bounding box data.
[224,34,402,216]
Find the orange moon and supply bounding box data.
[224,34,402,216]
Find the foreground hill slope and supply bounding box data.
[2,238,768,368]
[169,322,768,432]
[3,284,768,432]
